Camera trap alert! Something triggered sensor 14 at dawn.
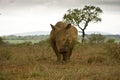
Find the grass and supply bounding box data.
[3,40,40,44]
[0,42,120,80]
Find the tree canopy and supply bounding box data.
[63,5,103,45]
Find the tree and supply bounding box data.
[63,5,103,45]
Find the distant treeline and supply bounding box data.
[2,35,49,40]
[2,34,120,41]
[105,35,120,40]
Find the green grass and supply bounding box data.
[0,43,120,80]
[3,40,40,44]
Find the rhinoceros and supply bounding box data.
[50,21,78,62]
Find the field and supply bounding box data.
[0,41,120,80]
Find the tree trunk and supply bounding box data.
[81,20,89,46]
[81,29,85,46]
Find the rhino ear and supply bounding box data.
[66,24,71,30]
[50,24,55,30]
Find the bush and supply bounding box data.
[0,49,12,61]
[0,37,4,45]
[106,38,115,44]
[17,41,33,46]
[35,38,50,47]
[88,34,106,44]
[87,55,105,64]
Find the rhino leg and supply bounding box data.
[51,42,62,62]
[63,53,69,62]
[54,50,62,62]
[68,48,73,60]
[56,53,62,62]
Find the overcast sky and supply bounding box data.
[0,0,120,35]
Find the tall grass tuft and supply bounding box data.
[0,49,12,61]
[106,43,120,63]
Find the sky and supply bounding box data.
[0,0,120,36]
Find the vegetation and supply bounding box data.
[106,38,115,44]
[63,5,103,45]
[2,34,120,44]
[0,37,4,45]
[105,43,120,63]
[3,35,49,40]
[88,34,106,44]
[0,37,120,80]
[3,35,49,44]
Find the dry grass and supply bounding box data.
[0,43,120,80]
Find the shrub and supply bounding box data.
[106,38,115,44]
[87,55,105,64]
[19,41,33,46]
[35,38,50,47]
[0,37,4,45]
[106,43,120,63]
[88,34,106,44]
